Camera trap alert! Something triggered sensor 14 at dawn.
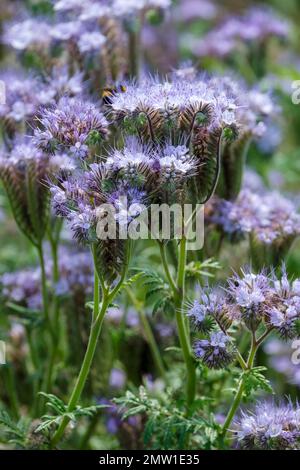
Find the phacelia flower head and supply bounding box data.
[44,67,85,99]
[187,265,300,338]
[265,339,300,388]
[109,76,240,134]
[0,137,55,245]
[34,97,109,156]
[0,70,52,132]
[208,176,300,255]
[3,18,52,51]
[227,268,271,331]
[195,6,289,60]
[1,247,94,309]
[49,160,147,282]
[234,401,300,450]
[194,331,235,369]
[155,144,196,181]
[1,268,44,310]
[265,267,300,340]
[105,137,155,174]
[104,137,195,204]
[185,288,223,333]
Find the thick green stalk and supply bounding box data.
[36,244,52,335]
[51,267,104,448]
[3,365,20,420]
[174,237,196,411]
[50,243,130,448]
[221,329,273,438]
[159,239,196,410]
[159,242,177,293]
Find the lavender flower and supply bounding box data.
[227,269,272,331]
[55,248,93,297]
[112,0,171,18]
[3,18,52,51]
[107,307,139,328]
[234,401,300,450]
[44,67,84,99]
[266,269,300,339]
[265,339,300,388]
[78,31,106,54]
[155,144,196,182]
[1,268,44,310]
[194,331,235,369]
[109,368,126,389]
[50,21,82,42]
[1,247,93,308]
[49,159,147,281]
[105,137,155,173]
[54,0,86,12]
[185,290,221,333]
[0,137,56,245]
[208,172,300,251]
[195,7,289,60]
[34,97,109,156]
[0,71,52,129]
[109,76,240,132]
[175,0,217,22]
[187,266,300,338]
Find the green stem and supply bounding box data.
[176,238,196,410]
[160,238,196,411]
[51,267,104,448]
[50,243,130,448]
[126,287,166,379]
[26,328,41,416]
[36,244,52,335]
[158,242,177,295]
[3,365,20,420]
[221,329,272,438]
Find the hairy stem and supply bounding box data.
[221,328,273,438]
[159,239,196,411]
[36,244,51,333]
[50,244,129,448]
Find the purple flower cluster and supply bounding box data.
[0,71,48,126]
[109,76,240,131]
[235,401,300,450]
[265,339,300,388]
[110,75,276,145]
[209,182,300,247]
[194,331,235,369]
[34,97,109,157]
[187,267,300,365]
[49,136,196,242]
[0,247,94,309]
[0,68,84,134]
[1,268,44,310]
[54,248,93,297]
[3,18,52,51]
[3,10,107,57]
[195,7,289,59]
[227,267,300,337]
[106,138,196,182]
[54,0,171,19]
